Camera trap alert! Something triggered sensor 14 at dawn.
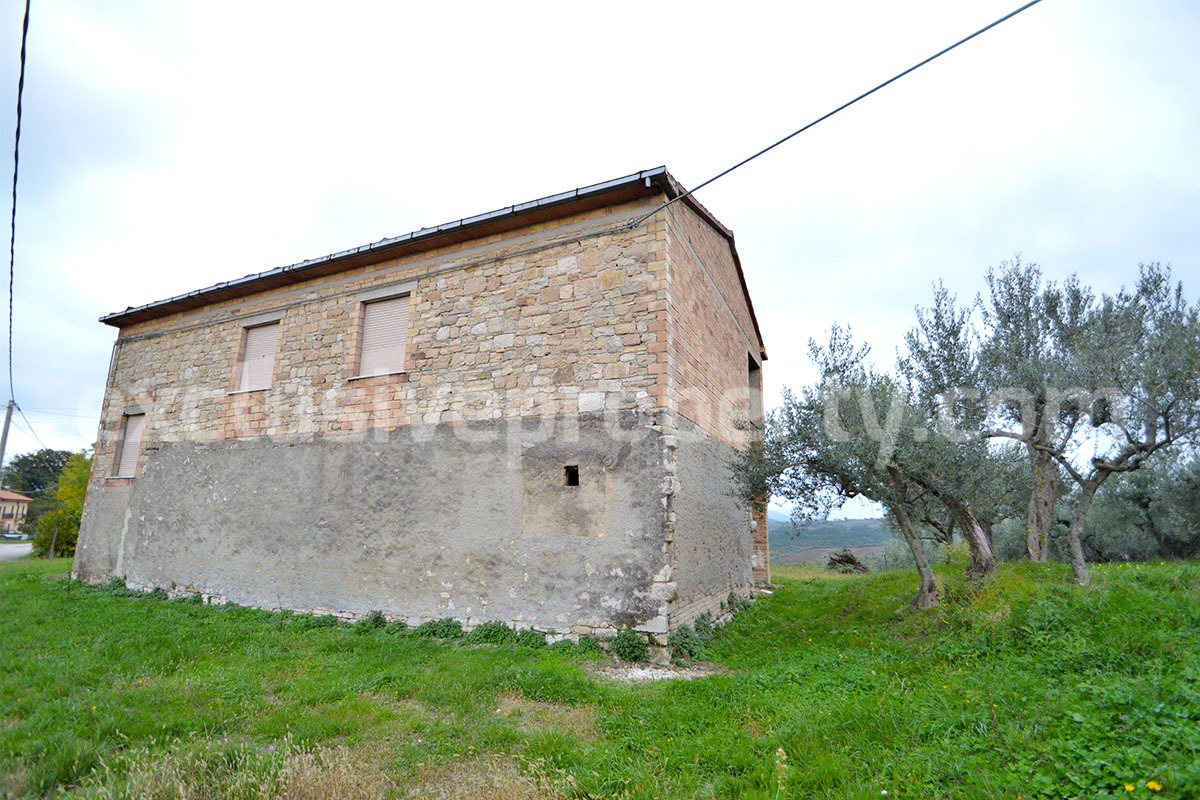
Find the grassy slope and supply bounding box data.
[2,558,1198,799]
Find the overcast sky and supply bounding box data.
[1,1,1197,514]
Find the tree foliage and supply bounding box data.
[737,262,1200,595]
[33,450,92,557]
[55,451,92,512]
[898,262,1200,583]
[1082,454,1200,562]
[977,261,1092,561]
[736,325,1014,608]
[1049,264,1200,583]
[3,448,72,498]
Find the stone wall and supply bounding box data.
[663,202,769,581]
[77,186,769,629]
[664,202,762,449]
[89,198,668,486]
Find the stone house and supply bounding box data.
[75,167,768,638]
[0,490,33,534]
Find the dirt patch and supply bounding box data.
[79,738,393,800]
[590,662,721,683]
[398,755,574,800]
[493,694,598,741]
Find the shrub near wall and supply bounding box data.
[611,630,648,662]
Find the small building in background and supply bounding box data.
[75,167,768,639]
[0,490,33,535]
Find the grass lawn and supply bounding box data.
[2,556,1198,799]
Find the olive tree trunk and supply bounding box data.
[910,471,997,578]
[1065,480,1101,585]
[951,503,998,578]
[887,468,939,608]
[1025,446,1059,562]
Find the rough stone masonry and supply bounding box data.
[75,167,769,642]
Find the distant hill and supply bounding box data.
[768,513,891,563]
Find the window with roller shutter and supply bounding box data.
[115,413,145,477]
[358,295,410,376]
[239,323,280,391]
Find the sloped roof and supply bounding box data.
[100,167,765,358]
[0,490,33,503]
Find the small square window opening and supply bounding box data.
[564,465,580,487]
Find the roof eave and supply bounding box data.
[100,166,767,360]
[102,167,678,328]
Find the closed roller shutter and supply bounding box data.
[116,413,145,477]
[240,323,280,391]
[359,296,410,376]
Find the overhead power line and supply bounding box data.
[0,0,32,478]
[19,408,100,419]
[15,402,47,450]
[8,0,31,403]
[629,0,1046,228]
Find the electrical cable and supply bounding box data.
[7,0,31,403]
[14,402,47,450]
[626,0,1046,229]
[19,408,100,419]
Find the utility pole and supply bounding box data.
[0,400,14,488]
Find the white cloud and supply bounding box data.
[0,0,1196,471]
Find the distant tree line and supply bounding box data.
[737,261,1200,606]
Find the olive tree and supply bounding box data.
[737,326,1011,608]
[976,262,1092,561]
[1050,264,1200,583]
[740,263,1198,592]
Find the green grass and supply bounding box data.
[2,557,1199,798]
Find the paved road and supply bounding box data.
[0,543,33,561]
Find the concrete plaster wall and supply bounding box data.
[76,412,668,633]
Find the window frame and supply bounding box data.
[352,287,413,380]
[234,320,282,394]
[747,353,763,428]
[112,412,147,478]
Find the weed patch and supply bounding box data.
[354,609,388,633]
[413,617,465,639]
[576,635,602,657]
[610,630,648,663]
[515,629,547,649]
[693,611,716,645]
[466,621,518,645]
[668,625,705,661]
